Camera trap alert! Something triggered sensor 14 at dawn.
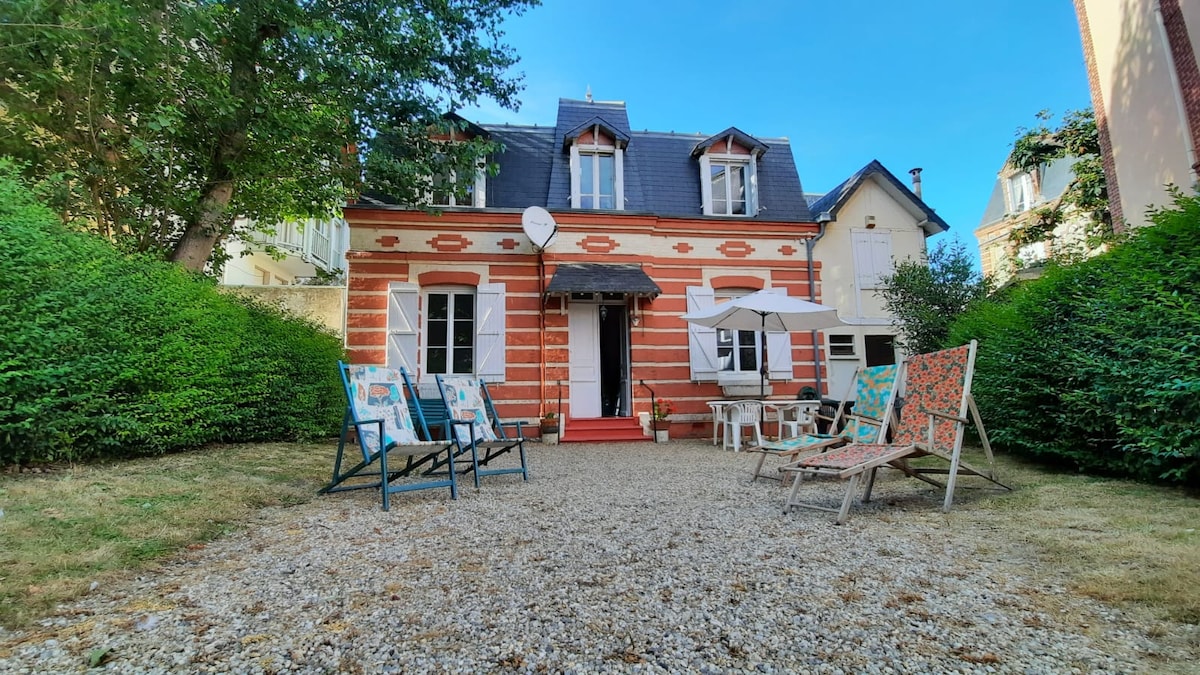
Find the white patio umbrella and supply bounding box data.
[681,290,846,398]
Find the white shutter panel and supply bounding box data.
[475,283,506,383]
[852,231,875,290]
[387,282,420,374]
[765,288,794,381]
[698,155,713,215]
[686,286,719,381]
[871,231,894,286]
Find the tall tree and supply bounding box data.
[877,238,993,355]
[0,0,534,270]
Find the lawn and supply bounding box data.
[0,443,331,629]
[0,442,1197,631]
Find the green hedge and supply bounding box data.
[950,192,1200,485]
[0,162,346,465]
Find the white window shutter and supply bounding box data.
[747,156,759,215]
[387,282,420,374]
[569,146,581,208]
[475,283,507,382]
[686,286,719,381]
[698,155,713,215]
[871,231,893,286]
[852,231,876,289]
[765,288,794,380]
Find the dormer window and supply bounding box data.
[579,151,615,209]
[423,112,488,208]
[1007,171,1034,214]
[709,159,748,215]
[567,119,627,210]
[694,128,767,217]
[431,163,485,208]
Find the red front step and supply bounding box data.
[563,417,650,443]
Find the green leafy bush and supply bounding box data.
[950,190,1200,485]
[0,162,345,465]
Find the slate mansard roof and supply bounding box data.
[372,98,814,222]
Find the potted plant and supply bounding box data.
[540,411,559,445]
[652,398,673,442]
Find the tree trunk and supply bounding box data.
[171,180,234,271]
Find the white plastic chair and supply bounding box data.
[772,401,818,440]
[723,401,763,452]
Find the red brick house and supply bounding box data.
[343,97,841,441]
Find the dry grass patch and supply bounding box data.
[952,449,1200,625]
[0,442,332,629]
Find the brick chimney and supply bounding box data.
[908,167,923,199]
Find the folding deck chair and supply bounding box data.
[746,363,901,482]
[319,363,458,510]
[436,376,530,488]
[782,341,1010,524]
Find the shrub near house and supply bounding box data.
[0,163,345,466]
[950,190,1200,486]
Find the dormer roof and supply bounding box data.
[561,116,631,149]
[691,127,769,157]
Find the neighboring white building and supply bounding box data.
[219,218,348,286]
[806,161,948,398]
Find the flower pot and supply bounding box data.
[654,429,669,443]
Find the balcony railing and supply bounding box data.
[251,219,345,271]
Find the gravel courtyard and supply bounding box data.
[0,441,1186,674]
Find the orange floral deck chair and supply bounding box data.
[782,341,1010,524]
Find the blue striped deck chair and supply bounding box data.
[747,363,902,482]
[436,376,530,489]
[319,363,458,510]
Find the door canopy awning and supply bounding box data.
[545,264,661,300]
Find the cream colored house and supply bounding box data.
[219,218,348,286]
[1074,0,1200,229]
[217,218,350,335]
[807,160,948,398]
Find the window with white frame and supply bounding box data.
[579,151,616,209]
[387,282,507,383]
[423,288,475,375]
[699,149,758,217]
[828,334,856,358]
[686,286,793,383]
[714,291,761,374]
[710,159,749,215]
[570,125,624,210]
[1017,241,1047,267]
[430,163,485,208]
[1007,171,1034,213]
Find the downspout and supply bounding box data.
[806,211,833,396]
[538,251,547,420]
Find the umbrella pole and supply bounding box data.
[759,314,767,400]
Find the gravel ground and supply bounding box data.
[0,441,1190,674]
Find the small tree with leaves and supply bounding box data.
[877,238,993,355]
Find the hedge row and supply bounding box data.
[950,191,1200,485]
[0,162,346,465]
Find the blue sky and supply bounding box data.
[465,0,1093,264]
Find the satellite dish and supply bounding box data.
[522,205,559,251]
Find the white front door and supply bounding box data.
[568,303,601,418]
